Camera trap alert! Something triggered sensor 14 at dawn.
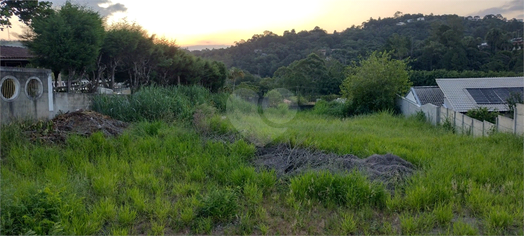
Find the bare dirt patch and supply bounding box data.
[27,110,127,144]
[253,143,415,191]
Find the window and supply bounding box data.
[25,77,43,100]
[0,76,20,101]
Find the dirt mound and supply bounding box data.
[254,144,415,191]
[29,110,127,144]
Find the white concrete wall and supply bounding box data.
[51,93,93,118]
[497,115,514,133]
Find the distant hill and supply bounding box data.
[191,13,523,78]
[184,44,230,51]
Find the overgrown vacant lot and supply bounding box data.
[1,111,522,235]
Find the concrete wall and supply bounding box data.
[397,96,439,125]
[52,93,93,117]
[497,115,514,133]
[1,67,52,123]
[1,67,94,124]
[398,96,523,137]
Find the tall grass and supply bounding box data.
[290,170,387,208]
[91,85,228,122]
[1,108,522,234]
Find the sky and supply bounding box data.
[1,0,523,49]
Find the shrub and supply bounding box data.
[340,51,411,114]
[313,100,349,117]
[1,187,64,235]
[265,89,284,108]
[466,107,499,123]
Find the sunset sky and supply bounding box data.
[1,0,523,49]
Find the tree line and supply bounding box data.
[1,1,227,93]
[193,13,523,82]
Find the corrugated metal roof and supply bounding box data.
[411,86,444,106]
[436,77,524,112]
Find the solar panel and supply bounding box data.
[493,88,510,100]
[467,88,490,104]
[482,89,502,103]
[467,87,524,105]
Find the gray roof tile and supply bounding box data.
[436,77,524,112]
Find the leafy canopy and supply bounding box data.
[341,51,411,114]
[25,1,104,90]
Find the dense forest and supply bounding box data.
[192,13,524,90]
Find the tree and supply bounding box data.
[340,51,411,114]
[100,22,146,89]
[229,67,245,90]
[25,2,104,92]
[0,0,52,30]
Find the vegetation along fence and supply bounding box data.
[397,97,524,136]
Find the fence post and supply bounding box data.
[514,105,518,134]
[482,121,486,137]
[461,113,464,134]
[471,118,474,136]
[436,106,440,125]
[453,111,457,131]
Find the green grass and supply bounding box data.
[1,107,522,234]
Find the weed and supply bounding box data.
[93,197,117,223]
[340,212,357,234]
[433,203,453,225]
[399,213,417,235]
[442,117,456,133]
[180,207,195,225]
[452,220,478,235]
[290,170,387,208]
[485,206,512,233]
[191,217,212,234]
[258,223,269,235]
[413,110,426,122]
[243,181,263,205]
[150,220,165,235]
[1,187,63,235]
[117,205,137,226]
[110,227,130,235]
[237,212,255,235]
[197,188,238,223]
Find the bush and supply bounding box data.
[340,51,411,114]
[313,100,349,117]
[466,107,499,123]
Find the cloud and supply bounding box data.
[471,0,524,18]
[49,0,127,17]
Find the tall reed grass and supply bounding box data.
[91,85,228,122]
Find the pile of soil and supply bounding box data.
[28,110,127,144]
[254,144,415,191]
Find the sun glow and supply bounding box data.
[1,0,521,47]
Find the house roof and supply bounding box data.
[436,77,524,112]
[410,86,444,106]
[0,46,33,59]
